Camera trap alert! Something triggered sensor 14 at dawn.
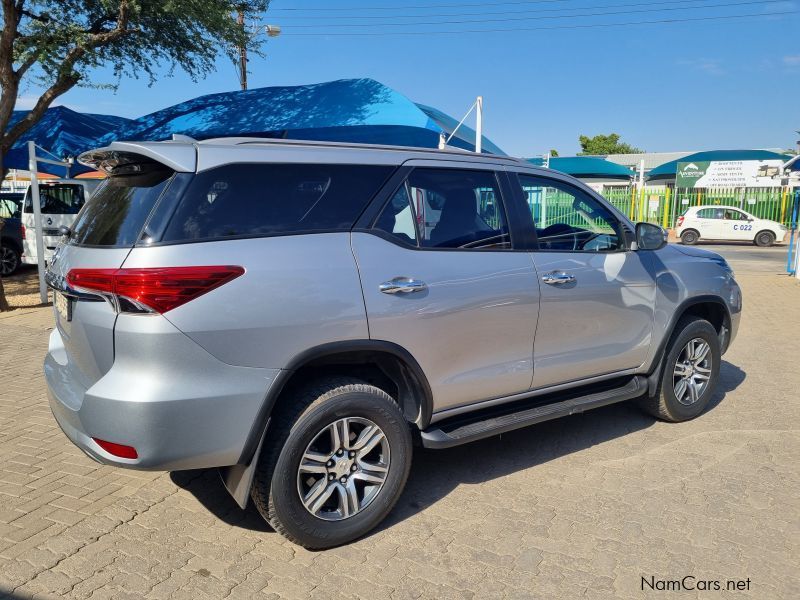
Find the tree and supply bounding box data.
[577,133,643,156]
[549,148,559,157]
[0,0,270,177]
[0,217,8,311]
[0,0,268,310]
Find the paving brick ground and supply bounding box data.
[0,260,798,599]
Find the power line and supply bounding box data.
[280,9,797,36]
[270,0,729,20]
[277,0,785,28]
[270,0,591,11]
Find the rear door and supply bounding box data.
[352,161,539,413]
[23,183,87,262]
[47,165,177,390]
[694,207,724,239]
[510,171,656,389]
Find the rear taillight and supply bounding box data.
[67,266,244,314]
[676,216,684,227]
[20,224,26,239]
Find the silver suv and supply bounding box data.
[45,138,741,548]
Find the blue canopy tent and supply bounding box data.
[648,149,792,182]
[526,156,633,180]
[99,78,505,154]
[3,106,131,177]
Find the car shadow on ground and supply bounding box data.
[170,361,746,541]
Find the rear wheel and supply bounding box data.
[639,317,720,422]
[251,377,412,549]
[0,244,20,277]
[754,230,775,247]
[680,230,699,245]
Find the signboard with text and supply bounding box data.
[676,160,784,188]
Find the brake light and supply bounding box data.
[92,438,138,459]
[676,216,684,227]
[20,224,26,239]
[67,266,244,314]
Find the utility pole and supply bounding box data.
[237,9,248,90]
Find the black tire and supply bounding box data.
[0,243,20,277]
[754,230,775,247]
[680,230,699,245]
[251,377,412,549]
[639,317,721,422]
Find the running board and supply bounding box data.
[420,375,647,449]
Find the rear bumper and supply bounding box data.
[45,318,280,471]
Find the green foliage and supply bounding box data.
[578,133,643,156]
[10,1,270,88]
[549,148,559,157]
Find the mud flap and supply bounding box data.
[218,419,269,509]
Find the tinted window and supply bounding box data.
[70,169,173,247]
[374,184,418,245]
[392,168,509,250]
[518,175,622,252]
[0,195,21,219]
[24,184,85,215]
[696,208,722,219]
[161,164,392,242]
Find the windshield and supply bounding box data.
[24,184,85,215]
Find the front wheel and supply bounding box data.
[639,317,721,422]
[754,230,775,247]
[251,377,412,549]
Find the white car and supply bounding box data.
[676,205,787,247]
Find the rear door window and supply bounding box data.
[160,163,393,242]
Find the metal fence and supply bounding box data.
[599,185,796,229]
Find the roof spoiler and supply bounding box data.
[78,141,197,174]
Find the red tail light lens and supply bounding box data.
[92,438,138,459]
[67,266,244,314]
[20,224,26,239]
[676,216,684,227]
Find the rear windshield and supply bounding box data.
[24,184,85,215]
[69,169,173,247]
[159,163,393,243]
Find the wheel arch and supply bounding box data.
[239,340,432,467]
[646,295,732,395]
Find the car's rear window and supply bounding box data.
[24,184,85,215]
[69,169,173,247]
[159,163,393,243]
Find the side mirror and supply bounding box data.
[58,225,71,238]
[635,222,668,251]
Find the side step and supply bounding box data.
[420,375,647,449]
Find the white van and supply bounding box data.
[21,179,101,265]
[676,205,787,247]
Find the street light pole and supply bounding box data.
[237,9,248,90]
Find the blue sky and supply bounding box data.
[16,0,800,157]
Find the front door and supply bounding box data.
[513,173,656,389]
[719,207,753,240]
[352,164,539,413]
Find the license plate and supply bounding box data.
[54,291,71,322]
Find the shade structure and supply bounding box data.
[99,78,505,154]
[648,149,792,181]
[527,156,633,179]
[2,106,131,176]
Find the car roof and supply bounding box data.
[689,205,747,211]
[79,136,535,174]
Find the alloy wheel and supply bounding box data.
[0,246,18,277]
[673,338,712,406]
[297,417,390,521]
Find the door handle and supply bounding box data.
[379,277,427,294]
[541,271,576,285]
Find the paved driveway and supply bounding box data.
[1,269,798,599]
